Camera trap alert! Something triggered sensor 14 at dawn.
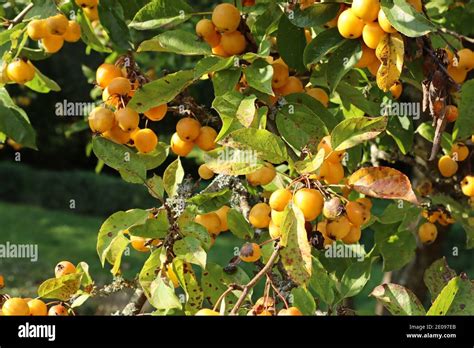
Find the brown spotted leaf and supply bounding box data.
[348,166,418,204]
[424,257,457,302]
[173,259,203,315]
[38,273,82,301]
[370,283,426,315]
[376,32,404,91]
[427,276,474,315]
[280,205,312,286]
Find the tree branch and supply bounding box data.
[7,3,33,29]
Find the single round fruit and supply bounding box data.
[322,197,342,220]
[195,212,222,234]
[355,44,377,68]
[48,305,68,316]
[55,261,76,278]
[195,126,217,151]
[96,63,123,88]
[204,31,222,48]
[269,220,281,239]
[6,59,35,84]
[212,3,241,33]
[107,77,131,96]
[341,224,362,244]
[461,176,474,197]
[451,143,469,161]
[278,307,303,316]
[351,0,380,22]
[246,163,276,186]
[356,197,372,210]
[27,299,48,316]
[293,188,324,221]
[176,117,201,142]
[271,62,289,89]
[88,107,115,133]
[271,209,286,227]
[317,135,345,163]
[346,201,369,226]
[198,164,214,180]
[130,236,149,252]
[46,14,69,36]
[27,19,47,41]
[390,81,402,99]
[326,216,351,240]
[445,105,458,122]
[196,19,216,38]
[171,132,194,156]
[275,76,304,96]
[215,205,230,231]
[239,242,261,262]
[84,6,99,21]
[362,22,385,49]
[220,31,246,56]
[456,48,474,71]
[63,21,81,42]
[269,188,293,212]
[134,128,158,153]
[212,44,230,57]
[319,160,345,185]
[249,203,271,228]
[196,308,220,316]
[378,9,397,33]
[145,104,168,121]
[115,107,140,132]
[42,34,64,53]
[306,87,329,107]
[437,155,458,177]
[367,59,381,76]
[2,298,30,316]
[447,65,467,84]
[418,222,437,244]
[75,0,98,7]
[103,125,132,145]
[337,9,364,39]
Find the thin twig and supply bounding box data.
[7,3,33,29]
[438,27,474,44]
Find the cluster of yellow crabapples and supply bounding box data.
[1,13,81,85]
[88,61,218,156]
[0,262,77,316]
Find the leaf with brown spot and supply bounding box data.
[370,283,426,315]
[376,32,404,91]
[38,273,82,301]
[424,257,457,302]
[173,259,203,315]
[348,166,418,204]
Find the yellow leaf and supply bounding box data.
[376,33,404,92]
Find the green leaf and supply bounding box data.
[370,283,426,315]
[0,88,37,149]
[98,0,132,51]
[173,259,203,315]
[284,93,338,130]
[336,81,380,117]
[340,256,375,299]
[149,276,182,310]
[96,209,149,266]
[25,67,61,93]
[187,190,232,214]
[203,147,263,175]
[236,95,257,127]
[416,122,452,152]
[454,79,474,140]
[212,68,242,96]
[277,13,306,72]
[212,91,244,140]
[304,27,344,66]
[244,59,273,95]
[173,236,207,269]
[105,233,130,275]
[139,248,163,298]
[129,0,193,30]
[76,262,93,287]
[288,3,341,28]
[294,149,325,174]
[227,208,254,240]
[37,273,82,301]
[163,158,184,197]
[276,103,328,151]
[194,56,236,79]
[327,39,362,92]
[92,137,147,184]
[76,11,111,53]
[381,0,435,37]
[138,30,211,55]
[386,115,414,155]
[27,0,58,18]
[179,220,212,251]
[373,223,417,272]
[331,116,387,151]
[280,205,312,286]
[222,128,288,164]
[427,276,474,315]
[424,257,457,302]
[128,70,195,112]
[129,216,169,239]
[290,287,316,315]
[146,174,165,200]
[138,143,169,170]
[309,256,336,305]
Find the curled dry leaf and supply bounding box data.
[348,166,419,204]
[376,32,404,92]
